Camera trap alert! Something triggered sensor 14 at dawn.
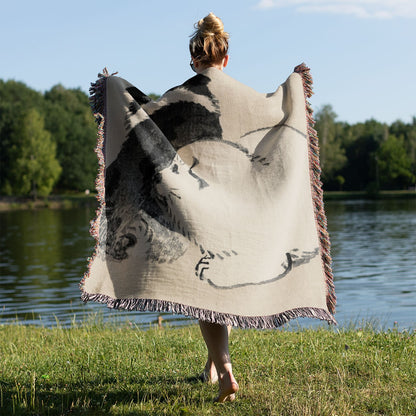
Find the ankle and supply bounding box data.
[217,364,233,380]
[219,369,237,386]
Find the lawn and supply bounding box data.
[0,321,415,415]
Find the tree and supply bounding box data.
[9,109,61,197]
[314,105,347,188]
[341,119,387,191]
[44,85,97,191]
[148,93,161,101]
[377,135,415,189]
[0,80,45,194]
[390,118,416,181]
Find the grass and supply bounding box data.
[0,321,415,416]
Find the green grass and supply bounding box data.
[0,321,415,415]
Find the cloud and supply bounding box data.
[256,0,416,19]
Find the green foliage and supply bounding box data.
[44,85,97,191]
[335,175,345,191]
[377,135,415,189]
[0,80,97,195]
[0,323,415,415]
[0,79,44,108]
[7,109,61,197]
[314,107,416,191]
[148,92,161,101]
[342,120,384,191]
[315,105,347,183]
[0,80,45,194]
[390,117,416,181]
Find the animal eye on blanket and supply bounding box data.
[188,157,209,189]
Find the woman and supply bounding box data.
[82,12,336,404]
[188,13,239,403]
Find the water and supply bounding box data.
[0,199,415,330]
[323,198,416,330]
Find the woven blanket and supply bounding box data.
[81,64,336,328]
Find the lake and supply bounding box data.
[0,198,415,330]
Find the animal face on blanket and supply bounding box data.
[81,65,336,328]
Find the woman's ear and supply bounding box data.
[223,55,229,68]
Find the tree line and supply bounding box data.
[315,105,415,192]
[0,80,97,197]
[0,80,415,197]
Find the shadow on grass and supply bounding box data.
[1,374,209,415]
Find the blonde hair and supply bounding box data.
[189,12,229,66]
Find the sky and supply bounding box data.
[1,0,415,124]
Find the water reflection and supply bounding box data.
[0,199,415,329]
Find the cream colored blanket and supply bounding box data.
[81,64,336,328]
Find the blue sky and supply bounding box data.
[1,0,415,124]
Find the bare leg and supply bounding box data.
[201,325,232,384]
[199,321,239,402]
[200,354,218,383]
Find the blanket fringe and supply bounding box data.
[79,70,111,291]
[80,291,337,329]
[294,63,336,315]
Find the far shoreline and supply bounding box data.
[323,190,416,201]
[0,193,98,212]
[0,190,415,212]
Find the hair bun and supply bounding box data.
[197,12,225,36]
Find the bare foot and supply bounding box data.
[200,358,218,384]
[215,371,239,403]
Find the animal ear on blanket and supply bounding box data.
[81,64,336,329]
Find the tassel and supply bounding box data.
[80,291,337,329]
[294,63,337,315]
